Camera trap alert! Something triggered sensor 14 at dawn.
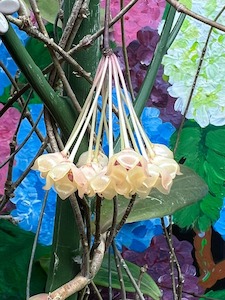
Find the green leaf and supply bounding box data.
[0,220,51,299]
[99,165,208,232]
[94,254,161,300]
[23,0,60,25]
[171,121,225,230]
[200,289,225,299]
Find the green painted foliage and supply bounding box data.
[99,165,208,232]
[23,0,60,25]
[94,254,161,300]
[200,289,225,299]
[172,120,225,231]
[0,220,50,299]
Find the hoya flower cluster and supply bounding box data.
[33,53,180,200]
[162,0,225,128]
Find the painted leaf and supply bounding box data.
[99,165,208,232]
[94,254,161,300]
[23,0,60,25]
[200,289,225,299]
[171,121,225,231]
[0,220,50,299]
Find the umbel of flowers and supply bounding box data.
[32,52,181,200]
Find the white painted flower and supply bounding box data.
[0,0,20,34]
[162,0,225,127]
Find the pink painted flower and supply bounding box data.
[101,0,166,45]
[0,104,20,195]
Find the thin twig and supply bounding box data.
[103,0,110,51]
[29,0,49,36]
[59,0,85,51]
[112,240,127,300]
[91,195,102,254]
[167,0,225,32]
[79,196,92,248]
[158,283,221,300]
[135,265,148,300]
[116,194,136,233]
[1,139,48,212]
[48,234,106,300]
[3,136,16,204]
[26,190,49,299]
[68,0,139,54]
[0,85,30,117]
[44,108,60,152]
[120,0,135,101]
[29,1,83,111]
[90,281,103,300]
[161,217,184,300]
[6,15,93,83]
[69,193,90,277]
[0,108,44,169]
[114,246,145,300]
[108,249,113,300]
[0,62,47,146]
[53,125,64,150]
[106,195,118,249]
[13,139,48,188]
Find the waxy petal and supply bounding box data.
[32,152,66,173]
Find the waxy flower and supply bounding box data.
[32,152,67,178]
[33,51,180,200]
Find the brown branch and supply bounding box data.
[68,0,139,54]
[48,234,106,300]
[6,15,92,83]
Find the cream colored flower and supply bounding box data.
[147,155,181,194]
[32,152,67,178]
[44,161,88,199]
[77,151,108,197]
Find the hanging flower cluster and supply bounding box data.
[162,0,225,128]
[33,53,181,200]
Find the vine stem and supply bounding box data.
[103,0,110,50]
[161,217,184,300]
[116,194,136,234]
[2,24,77,138]
[112,240,127,300]
[120,0,135,101]
[69,194,90,277]
[26,191,49,299]
[6,16,93,83]
[68,0,139,53]
[114,247,145,300]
